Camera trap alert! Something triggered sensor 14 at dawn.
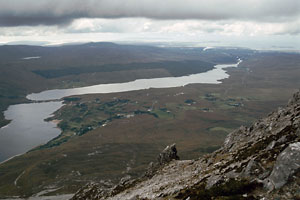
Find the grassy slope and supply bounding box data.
[0,53,299,197]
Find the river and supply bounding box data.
[0,60,241,162]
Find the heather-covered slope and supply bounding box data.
[73,91,300,200]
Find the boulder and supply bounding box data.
[264,142,300,190]
[288,91,300,106]
[157,144,180,165]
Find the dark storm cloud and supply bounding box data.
[0,0,299,27]
[0,16,72,27]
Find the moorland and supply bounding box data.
[0,43,299,198]
[0,42,248,128]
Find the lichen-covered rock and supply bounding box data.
[157,143,179,165]
[288,91,300,106]
[145,144,180,178]
[264,142,300,190]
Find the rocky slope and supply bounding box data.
[72,91,300,200]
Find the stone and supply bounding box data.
[242,160,262,177]
[157,144,180,165]
[288,91,300,106]
[266,141,276,151]
[206,174,222,189]
[264,142,300,191]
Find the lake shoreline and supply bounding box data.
[27,60,242,101]
[0,60,242,163]
[0,101,63,162]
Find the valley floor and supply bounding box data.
[0,52,300,198]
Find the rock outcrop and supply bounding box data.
[264,142,300,191]
[72,144,180,200]
[72,91,300,200]
[157,144,180,165]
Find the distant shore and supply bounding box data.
[51,119,61,125]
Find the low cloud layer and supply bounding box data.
[65,18,300,36]
[0,0,299,27]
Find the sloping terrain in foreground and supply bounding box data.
[73,91,300,199]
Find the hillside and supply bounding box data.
[72,91,300,199]
[0,43,249,128]
[0,51,300,198]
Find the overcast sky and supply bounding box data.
[0,0,299,49]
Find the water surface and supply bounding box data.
[28,60,241,101]
[0,102,63,162]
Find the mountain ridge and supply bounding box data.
[72,91,300,200]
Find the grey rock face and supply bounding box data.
[157,143,180,165]
[206,174,222,189]
[144,144,180,178]
[242,160,263,177]
[264,142,300,190]
[288,91,300,106]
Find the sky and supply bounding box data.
[0,0,299,50]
